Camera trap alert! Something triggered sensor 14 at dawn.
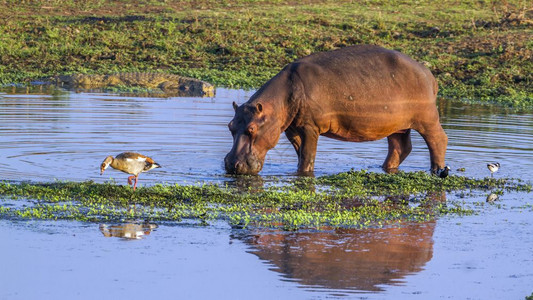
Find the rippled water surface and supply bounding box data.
[1,87,532,182]
[0,87,532,299]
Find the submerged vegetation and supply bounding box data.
[0,171,530,229]
[0,0,531,108]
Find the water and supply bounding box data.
[0,87,532,299]
[1,87,532,183]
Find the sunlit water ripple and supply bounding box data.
[1,88,531,184]
[0,87,532,300]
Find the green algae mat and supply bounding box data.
[1,171,530,230]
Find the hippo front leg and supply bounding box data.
[383,129,413,173]
[286,127,319,175]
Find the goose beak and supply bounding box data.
[100,161,110,175]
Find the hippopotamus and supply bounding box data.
[225,45,448,176]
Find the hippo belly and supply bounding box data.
[316,94,434,143]
[319,108,412,142]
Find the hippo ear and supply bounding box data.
[232,101,238,112]
[256,103,263,114]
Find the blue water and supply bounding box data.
[1,88,531,184]
[0,87,532,299]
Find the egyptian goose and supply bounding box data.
[100,152,161,190]
[487,162,500,178]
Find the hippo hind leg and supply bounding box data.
[415,122,448,174]
[383,129,412,173]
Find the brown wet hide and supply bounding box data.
[225,45,447,175]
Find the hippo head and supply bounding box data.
[225,101,282,175]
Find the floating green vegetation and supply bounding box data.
[0,171,530,230]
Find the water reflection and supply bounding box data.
[1,84,67,97]
[486,193,499,202]
[225,175,266,192]
[237,221,435,292]
[0,87,531,299]
[231,192,445,292]
[99,222,158,240]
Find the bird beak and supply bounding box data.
[100,163,108,175]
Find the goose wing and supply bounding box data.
[116,152,148,162]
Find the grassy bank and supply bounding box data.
[0,171,530,229]
[0,0,531,108]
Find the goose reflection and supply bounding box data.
[99,222,158,240]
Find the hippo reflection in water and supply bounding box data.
[235,192,444,291]
[237,221,435,292]
[225,45,448,176]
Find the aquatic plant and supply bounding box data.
[0,171,530,229]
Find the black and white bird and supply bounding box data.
[487,162,500,178]
[437,166,450,178]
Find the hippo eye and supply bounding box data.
[247,125,256,135]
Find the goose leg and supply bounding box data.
[133,176,139,191]
[128,175,135,185]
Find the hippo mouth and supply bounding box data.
[224,152,264,175]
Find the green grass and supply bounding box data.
[0,170,530,229]
[0,0,531,108]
